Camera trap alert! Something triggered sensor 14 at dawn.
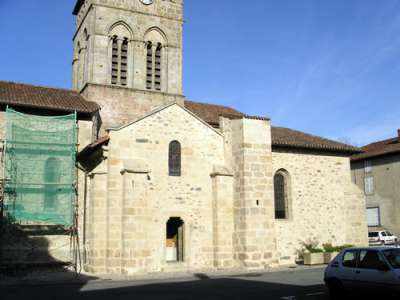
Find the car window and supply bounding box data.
[383,249,400,269]
[358,250,385,269]
[342,250,358,268]
[386,231,393,236]
[369,232,379,237]
[381,232,387,236]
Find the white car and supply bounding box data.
[369,230,398,246]
[324,247,400,298]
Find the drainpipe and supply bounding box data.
[76,163,88,265]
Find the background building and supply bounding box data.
[351,130,400,235]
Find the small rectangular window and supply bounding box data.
[364,176,374,195]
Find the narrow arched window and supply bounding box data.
[111,36,129,86]
[169,141,181,176]
[274,170,290,219]
[44,158,61,210]
[146,42,162,90]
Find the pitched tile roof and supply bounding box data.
[351,135,400,161]
[185,100,361,154]
[271,126,360,153]
[184,100,244,125]
[0,81,100,114]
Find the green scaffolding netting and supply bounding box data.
[3,108,77,226]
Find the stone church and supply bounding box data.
[0,0,368,274]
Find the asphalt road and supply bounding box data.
[1,267,332,300]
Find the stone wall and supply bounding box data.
[85,104,231,274]
[272,149,368,264]
[81,84,184,130]
[211,168,235,269]
[227,118,278,269]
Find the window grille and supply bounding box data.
[155,43,162,90]
[111,37,119,85]
[111,37,128,86]
[146,42,153,90]
[120,39,128,86]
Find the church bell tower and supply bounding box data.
[72,0,184,129]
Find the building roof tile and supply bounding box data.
[351,135,400,161]
[185,100,361,154]
[0,82,361,154]
[0,81,100,114]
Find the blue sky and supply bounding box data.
[0,0,399,146]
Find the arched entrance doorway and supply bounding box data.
[166,217,184,262]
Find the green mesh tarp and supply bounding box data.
[4,108,77,226]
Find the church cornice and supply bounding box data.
[79,82,184,99]
[95,3,184,23]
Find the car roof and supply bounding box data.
[344,246,398,251]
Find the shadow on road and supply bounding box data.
[2,276,329,300]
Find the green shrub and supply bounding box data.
[323,243,354,252]
[335,244,354,252]
[308,248,324,253]
[322,243,335,253]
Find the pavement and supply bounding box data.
[0,265,331,300]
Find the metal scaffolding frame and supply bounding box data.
[0,107,81,272]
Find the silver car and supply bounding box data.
[369,230,398,246]
[324,247,400,298]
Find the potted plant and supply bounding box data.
[302,240,324,265]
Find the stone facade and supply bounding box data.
[86,104,226,273]
[81,104,367,274]
[271,150,368,264]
